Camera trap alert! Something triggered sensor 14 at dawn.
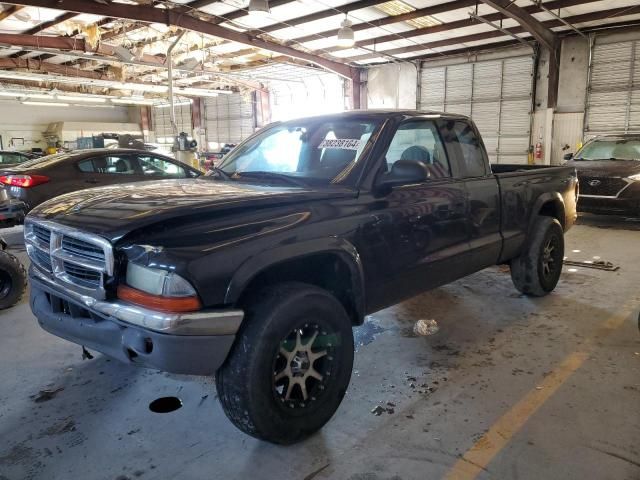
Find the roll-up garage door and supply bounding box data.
[204,93,256,146]
[585,38,640,136]
[419,55,534,164]
[152,103,193,143]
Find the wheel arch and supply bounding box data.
[224,238,366,325]
[530,192,566,232]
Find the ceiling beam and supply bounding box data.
[0,34,167,66]
[479,0,558,51]
[0,57,106,79]
[347,5,640,62]
[2,0,355,78]
[323,0,599,53]
[0,5,22,22]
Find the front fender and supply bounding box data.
[224,237,366,322]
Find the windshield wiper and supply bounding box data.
[233,171,308,187]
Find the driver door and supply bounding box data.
[361,119,469,310]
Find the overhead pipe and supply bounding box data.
[166,30,186,137]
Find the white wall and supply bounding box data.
[0,100,132,150]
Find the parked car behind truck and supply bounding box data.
[565,134,640,217]
[25,110,578,444]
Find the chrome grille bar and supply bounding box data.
[24,219,114,299]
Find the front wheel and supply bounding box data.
[0,250,26,309]
[510,216,564,297]
[216,282,354,444]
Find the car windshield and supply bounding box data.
[215,118,381,185]
[575,139,640,161]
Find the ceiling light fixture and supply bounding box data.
[111,98,155,105]
[337,17,355,48]
[248,0,270,15]
[113,45,136,62]
[155,100,193,108]
[57,95,107,103]
[22,101,70,107]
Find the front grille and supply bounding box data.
[33,248,52,272]
[32,225,51,246]
[25,220,113,298]
[61,236,105,262]
[579,176,629,197]
[63,261,102,287]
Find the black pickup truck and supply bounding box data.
[26,110,578,444]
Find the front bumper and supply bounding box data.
[578,196,640,217]
[29,268,243,375]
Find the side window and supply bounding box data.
[386,120,451,179]
[78,156,137,175]
[443,120,487,178]
[137,155,187,178]
[0,153,24,164]
[77,159,95,172]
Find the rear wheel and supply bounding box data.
[510,216,564,296]
[216,282,354,444]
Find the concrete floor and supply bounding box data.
[0,216,639,480]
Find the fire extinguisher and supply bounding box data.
[534,141,543,161]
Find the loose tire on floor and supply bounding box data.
[0,250,27,310]
[216,282,354,444]
[510,216,564,297]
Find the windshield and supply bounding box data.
[575,139,640,161]
[216,118,381,184]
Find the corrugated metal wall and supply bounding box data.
[420,55,534,164]
[585,37,640,136]
[204,93,256,146]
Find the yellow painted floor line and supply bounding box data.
[443,304,636,480]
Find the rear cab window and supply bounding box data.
[438,119,489,178]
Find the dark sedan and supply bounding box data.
[0,150,31,167]
[565,135,640,217]
[0,149,201,211]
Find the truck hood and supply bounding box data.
[567,159,640,177]
[27,178,356,242]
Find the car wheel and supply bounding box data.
[0,250,27,309]
[216,282,354,444]
[510,216,564,297]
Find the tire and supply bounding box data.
[0,250,27,309]
[216,282,354,444]
[510,216,564,297]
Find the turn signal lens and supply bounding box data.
[117,285,202,313]
[0,174,50,188]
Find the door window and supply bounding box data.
[0,152,26,164]
[386,121,451,178]
[77,156,137,175]
[137,155,187,177]
[441,120,488,178]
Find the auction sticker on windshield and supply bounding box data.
[318,139,363,150]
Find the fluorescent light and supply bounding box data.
[155,100,193,108]
[57,95,107,103]
[248,0,270,14]
[22,101,70,107]
[0,92,21,97]
[337,18,355,48]
[27,94,54,100]
[111,98,155,105]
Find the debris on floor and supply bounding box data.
[413,319,439,336]
[371,402,396,416]
[564,259,619,271]
[31,387,64,403]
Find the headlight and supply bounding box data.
[628,173,640,181]
[119,262,201,313]
[126,262,196,297]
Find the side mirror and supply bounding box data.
[563,153,574,161]
[376,160,430,191]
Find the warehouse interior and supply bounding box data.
[0,1,639,479]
